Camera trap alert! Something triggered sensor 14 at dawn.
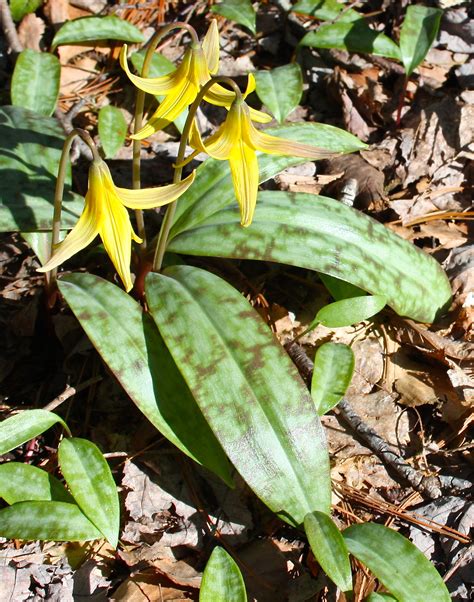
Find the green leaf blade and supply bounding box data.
[10,0,43,21]
[343,523,450,602]
[58,437,120,547]
[11,50,60,116]
[292,0,360,22]
[304,511,352,592]
[52,16,144,49]
[0,501,102,542]
[314,294,386,328]
[0,410,69,455]
[98,106,127,158]
[146,266,331,526]
[200,547,247,602]
[211,0,256,34]
[311,343,354,415]
[0,463,73,505]
[399,5,442,76]
[255,64,303,123]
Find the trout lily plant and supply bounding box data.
[1,16,452,602]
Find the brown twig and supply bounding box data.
[0,0,23,55]
[43,376,102,412]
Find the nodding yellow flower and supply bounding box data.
[38,160,195,292]
[188,98,338,227]
[120,20,271,140]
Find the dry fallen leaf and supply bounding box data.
[18,14,45,52]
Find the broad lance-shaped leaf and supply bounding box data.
[10,0,43,21]
[58,437,120,547]
[311,343,354,415]
[399,5,442,76]
[146,266,331,526]
[0,410,70,455]
[292,0,360,22]
[58,274,233,486]
[171,122,366,238]
[200,547,247,602]
[312,294,387,329]
[11,50,60,117]
[0,106,83,232]
[304,511,352,593]
[0,501,102,542]
[255,64,303,124]
[0,463,73,505]
[98,106,127,159]
[52,15,144,49]
[211,0,256,34]
[343,523,450,602]
[167,192,451,324]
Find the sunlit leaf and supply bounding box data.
[319,273,366,301]
[343,523,451,601]
[365,593,398,601]
[146,266,331,526]
[52,16,144,49]
[211,0,256,34]
[200,547,247,601]
[0,410,69,455]
[0,463,73,504]
[311,343,354,415]
[98,106,127,159]
[9,0,43,21]
[312,294,387,328]
[292,0,360,22]
[255,64,303,123]
[11,50,60,116]
[399,5,442,76]
[304,511,352,592]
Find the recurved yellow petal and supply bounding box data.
[116,171,196,209]
[202,19,219,74]
[228,142,259,227]
[203,76,272,123]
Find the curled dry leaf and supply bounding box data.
[18,14,45,52]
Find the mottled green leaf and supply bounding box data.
[0,463,73,504]
[9,0,43,21]
[0,410,69,455]
[52,16,144,49]
[21,231,58,265]
[0,106,83,232]
[319,273,365,301]
[211,0,256,34]
[11,50,60,117]
[304,511,352,592]
[313,294,387,328]
[98,106,127,158]
[311,343,354,415]
[300,20,401,60]
[0,501,102,541]
[200,547,247,601]
[399,5,442,76]
[58,437,119,547]
[292,0,360,22]
[255,64,303,123]
[343,523,450,602]
[171,122,366,238]
[167,192,452,324]
[146,266,331,526]
[58,274,233,486]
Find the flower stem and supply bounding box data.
[152,76,242,272]
[131,22,200,251]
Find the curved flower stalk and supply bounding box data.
[120,20,271,140]
[187,97,339,227]
[38,159,195,292]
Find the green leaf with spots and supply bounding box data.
[58,437,120,547]
[0,410,70,455]
[399,5,442,76]
[98,106,127,158]
[200,547,247,602]
[167,192,451,324]
[304,511,352,592]
[300,20,401,61]
[311,343,354,415]
[58,274,233,487]
[292,0,360,22]
[0,501,102,541]
[52,16,144,49]
[312,294,387,329]
[343,523,451,602]
[170,122,366,238]
[11,50,60,116]
[0,106,84,232]
[0,463,73,505]
[255,64,303,124]
[211,0,256,34]
[146,266,331,526]
[9,0,43,21]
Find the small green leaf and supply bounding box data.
[98,106,127,158]
[311,343,354,415]
[365,594,398,602]
[343,523,451,602]
[58,437,120,547]
[304,511,352,592]
[399,5,442,76]
[0,463,73,504]
[255,64,303,124]
[0,501,102,541]
[52,16,144,49]
[200,547,247,602]
[211,0,256,34]
[9,0,43,21]
[11,50,60,117]
[300,20,401,61]
[319,273,366,301]
[292,0,360,22]
[0,410,69,455]
[313,294,387,328]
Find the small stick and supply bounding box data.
[0,0,23,55]
[43,376,102,412]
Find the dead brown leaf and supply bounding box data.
[111,573,194,602]
[18,14,45,51]
[44,0,70,26]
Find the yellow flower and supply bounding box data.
[188,98,337,227]
[120,20,271,140]
[38,160,195,292]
